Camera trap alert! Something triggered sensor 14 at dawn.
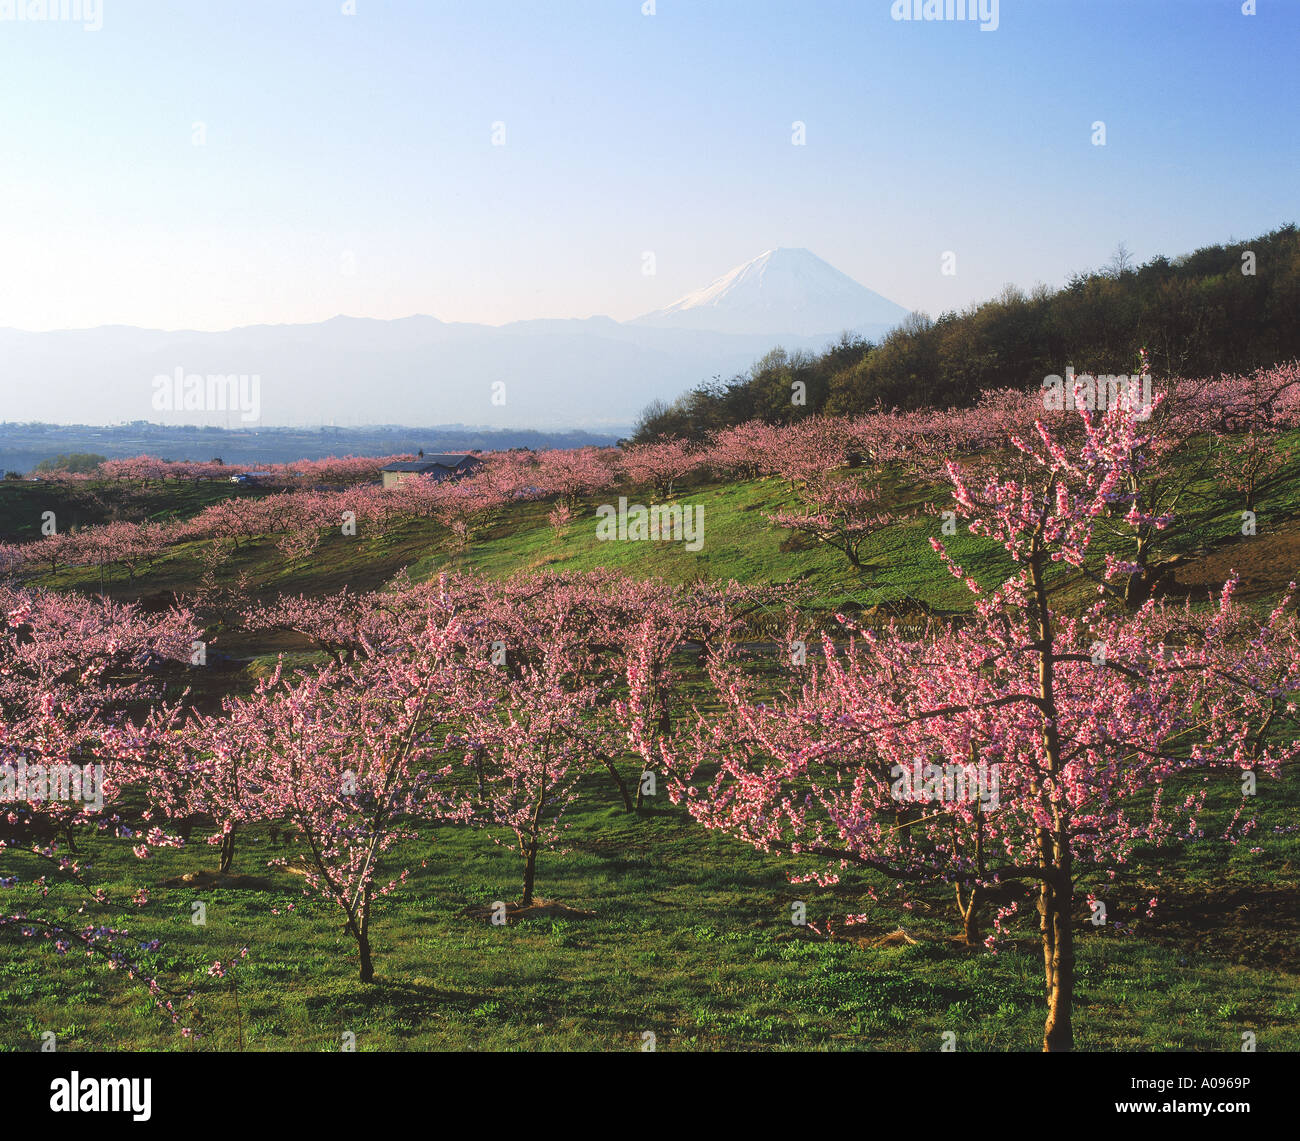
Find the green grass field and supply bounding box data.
[3,761,1297,1052]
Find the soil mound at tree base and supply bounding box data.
[459,899,596,923]
[158,870,278,891]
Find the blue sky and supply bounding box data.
[0,0,1295,331]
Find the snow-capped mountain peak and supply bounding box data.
[631,248,910,338]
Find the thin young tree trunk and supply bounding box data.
[473,746,486,801]
[521,837,539,908]
[357,899,374,983]
[956,796,984,945]
[599,755,634,812]
[1124,531,1152,609]
[636,690,673,811]
[1042,854,1075,1052]
[957,882,982,945]
[219,825,235,874]
[521,747,548,906]
[1038,836,1056,996]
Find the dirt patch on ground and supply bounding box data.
[776,921,975,951]
[1140,884,1300,970]
[866,926,923,948]
[158,870,278,891]
[209,627,324,657]
[459,899,596,923]
[1162,527,1300,603]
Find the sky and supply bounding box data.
[0,0,1295,333]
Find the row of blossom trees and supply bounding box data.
[7,475,1296,1048]
[3,566,781,986]
[8,363,1297,593]
[5,362,1298,593]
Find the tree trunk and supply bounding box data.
[218,826,235,874]
[1029,537,1075,1051]
[521,837,538,908]
[963,896,981,946]
[1124,532,1153,609]
[357,902,374,983]
[473,747,486,801]
[956,784,985,944]
[1039,860,1075,1052]
[600,756,634,812]
[957,882,982,945]
[1125,568,1157,608]
[636,697,673,812]
[522,745,549,904]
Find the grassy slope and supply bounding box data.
[26,427,1300,614]
[4,452,1300,1051]
[419,476,1014,612]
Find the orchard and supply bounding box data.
[2,363,1299,1052]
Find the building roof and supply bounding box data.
[381,455,481,473]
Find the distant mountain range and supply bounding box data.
[0,250,911,430]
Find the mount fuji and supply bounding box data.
[632,248,910,339]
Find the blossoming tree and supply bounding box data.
[666,388,1300,1051]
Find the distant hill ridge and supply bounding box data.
[0,250,911,431]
